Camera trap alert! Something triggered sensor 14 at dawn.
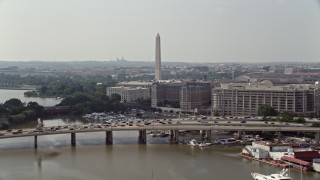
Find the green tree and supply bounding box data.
[12,114,26,124]
[4,98,23,107]
[296,117,306,124]
[110,94,121,102]
[22,109,36,120]
[311,122,320,127]
[261,131,275,140]
[4,98,25,115]
[135,98,151,109]
[257,104,278,116]
[213,110,220,116]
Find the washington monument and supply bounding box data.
[155,33,161,81]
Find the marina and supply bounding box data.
[241,141,320,173]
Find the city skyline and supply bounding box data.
[0,0,320,62]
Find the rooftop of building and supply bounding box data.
[242,72,320,78]
[218,81,319,91]
[117,81,153,85]
[107,86,149,90]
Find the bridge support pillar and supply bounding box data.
[106,131,113,145]
[200,130,206,138]
[237,131,242,140]
[71,133,76,146]
[277,131,282,144]
[34,135,38,149]
[205,130,212,142]
[169,130,174,141]
[170,130,174,137]
[242,131,246,142]
[315,132,320,146]
[138,130,147,144]
[173,130,179,143]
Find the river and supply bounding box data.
[0,118,319,180]
[0,90,319,180]
[0,89,61,106]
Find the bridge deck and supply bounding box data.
[0,124,319,139]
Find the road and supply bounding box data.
[0,121,319,139]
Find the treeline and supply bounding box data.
[258,104,306,124]
[20,74,117,97]
[0,99,44,129]
[58,93,126,115]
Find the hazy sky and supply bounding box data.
[0,0,320,62]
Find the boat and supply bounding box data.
[187,139,199,146]
[251,169,292,180]
[313,159,320,173]
[219,138,239,145]
[198,142,212,147]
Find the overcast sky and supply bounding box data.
[0,0,320,62]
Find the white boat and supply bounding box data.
[198,142,212,147]
[187,139,199,146]
[219,138,239,145]
[313,159,320,173]
[251,169,292,180]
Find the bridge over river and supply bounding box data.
[0,123,319,148]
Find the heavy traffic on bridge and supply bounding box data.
[0,117,319,139]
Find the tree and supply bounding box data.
[311,122,320,127]
[261,131,275,140]
[4,98,25,115]
[110,94,121,102]
[257,104,278,116]
[22,109,36,120]
[296,117,306,124]
[4,98,23,107]
[40,85,48,94]
[12,114,26,124]
[213,110,220,116]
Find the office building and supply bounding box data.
[212,80,320,117]
[107,87,150,103]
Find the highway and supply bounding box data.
[0,121,319,139]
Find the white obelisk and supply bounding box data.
[155,33,161,81]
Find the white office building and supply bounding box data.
[212,80,320,116]
[107,87,150,103]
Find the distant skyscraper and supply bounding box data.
[155,33,161,81]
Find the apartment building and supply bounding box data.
[212,80,320,116]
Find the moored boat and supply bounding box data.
[251,169,292,180]
[198,142,212,147]
[187,139,199,146]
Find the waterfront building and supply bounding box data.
[151,80,211,112]
[155,33,161,81]
[212,80,320,116]
[106,87,150,103]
